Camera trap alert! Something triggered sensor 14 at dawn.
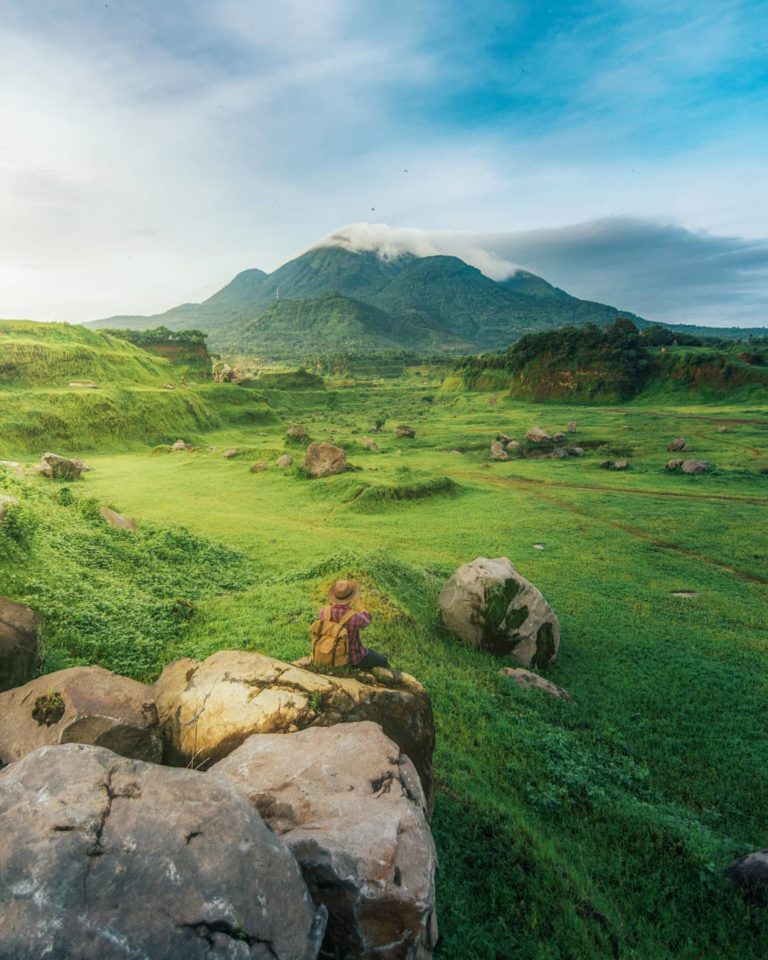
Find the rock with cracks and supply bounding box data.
[0,665,161,766]
[0,597,40,693]
[213,722,438,960]
[439,557,560,668]
[154,650,436,812]
[302,442,347,478]
[0,743,326,960]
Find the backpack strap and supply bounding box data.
[338,608,355,628]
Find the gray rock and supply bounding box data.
[667,437,687,452]
[99,507,136,530]
[439,557,559,668]
[302,443,347,478]
[499,667,572,700]
[0,598,40,693]
[526,427,551,443]
[249,461,268,473]
[287,424,309,442]
[490,441,509,461]
[276,454,293,467]
[0,666,161,765]
[37,452,91,480]
[681,459,713,474]
[665,458,684,471]
[0,744,326,960]
[725,849,768,903]
[396,425,416,438]
[213,722,438,960]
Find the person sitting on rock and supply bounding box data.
[319,579,392,671]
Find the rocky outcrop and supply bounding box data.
[499,667,572,700]
[36,452,91,480]
[0,598,40,693]
[287,424,309,442]
[154,650,435,811]
[526,427,550,443]
[213,722,438,960]
[490,441,509,461]
[0,743,326,960]
[276,454,293,467]
[99,506,136,530]
[682,459,713,474]
[667,437,687,452]
[725,849,768,903]
[302,442,347,478]
[439,557,559,668]
[395,425,416,438]
[0,666,161,765]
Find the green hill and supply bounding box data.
[0,320,172,387]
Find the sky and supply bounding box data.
[0,0,766,327]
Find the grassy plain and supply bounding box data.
[1,370,767,959]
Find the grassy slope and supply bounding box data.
[2,374,766,958]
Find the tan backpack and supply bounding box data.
[310,607,354,667]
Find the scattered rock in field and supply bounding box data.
[0,598,40,693]
[550,447,568,459]
[0,665,161,765]
[396,424,416,438]
[449,449,462,455]
[287,424,309,442]
[567,421,578,433]
[499,667,572,700]
[0,461,24,479]
[99,506,136,530]
[671,591,698,598]
[526,427,551,443]
[666,459,684,471]
[302,442,347,478]
[725,848,768,903]
[717,426,729,434]
[276,454,293,467]
[213,722,438,960]
[532,543,546,550]
[154,650,436,811]
[601,459,630,470]
[552,432,566,443]
[439,557,560,668]
[67,380,98,389]
[490,441,509,461]
[171,439,190,451]
[0,743,326,960]
[568,446,585,457]
[249,461,268,473]
[682,459,713,474]
[506,439,521,450]
[667,437,687,452]
[361,435,379,451]
[221,448,240,459]
[36,452,91,480]
[0,495,18,523]
[163,382,175,390]
[496,433,513,444]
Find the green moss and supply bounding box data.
[32,691,65,726]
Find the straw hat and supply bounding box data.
[328,578,359,604]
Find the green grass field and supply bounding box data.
[1,369,767,959]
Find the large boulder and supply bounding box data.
[302,442,347,478]
[0,598,40,693]
[213,722,438,960]
[526,427,551,443]
[154,650,435,812]
[439,557,559,668]
[0,666,161,765]
[725,849,768,903]
[682,459,713,474]
[37,452,91,480]
[0,744,326,960]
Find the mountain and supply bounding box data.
[89,236,765,356]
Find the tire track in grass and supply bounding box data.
[458,471,768,586]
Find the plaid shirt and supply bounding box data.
[320,604,372,666]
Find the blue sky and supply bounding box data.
[0,0,766,325]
